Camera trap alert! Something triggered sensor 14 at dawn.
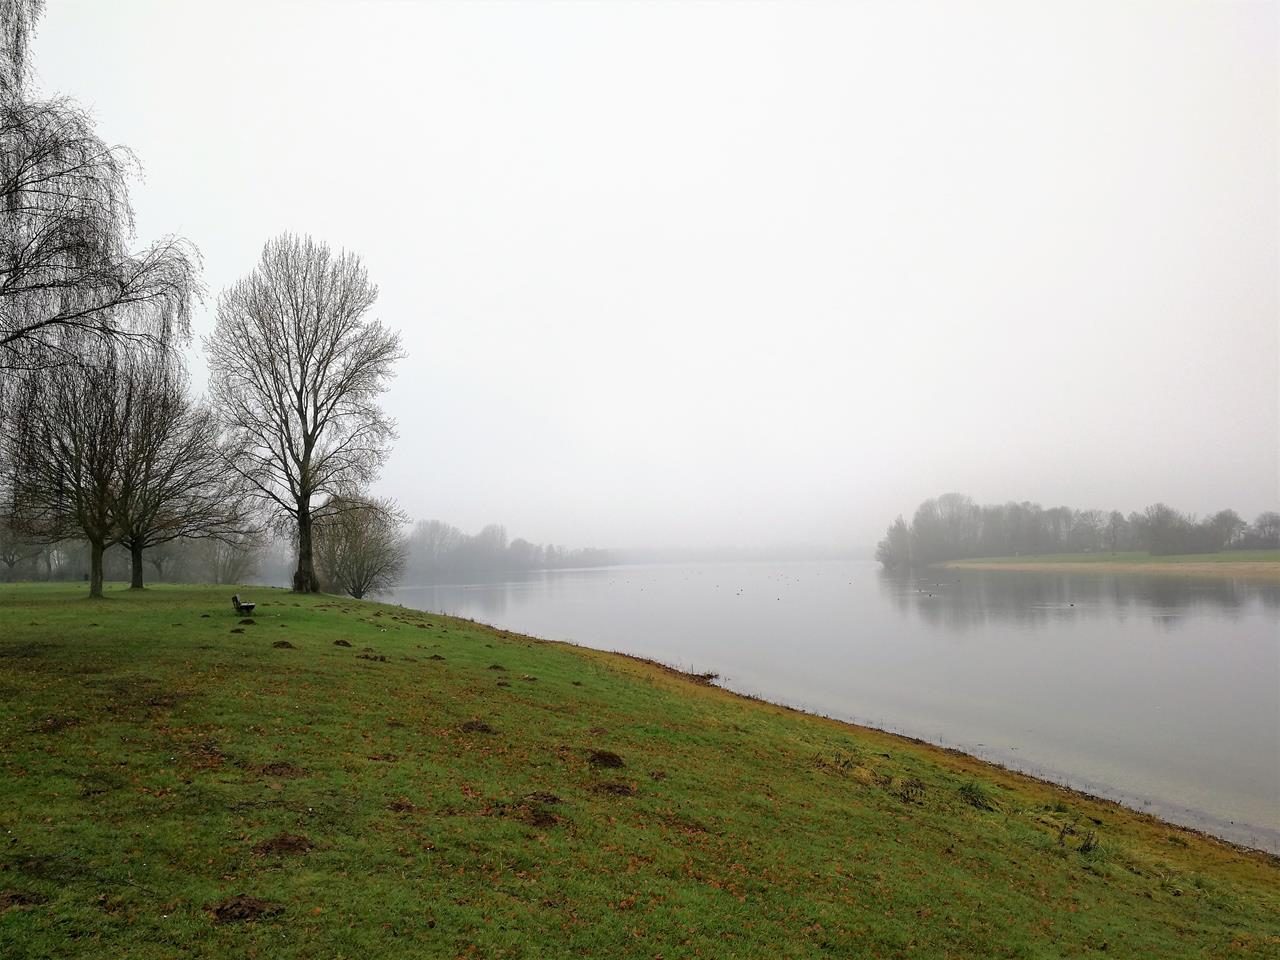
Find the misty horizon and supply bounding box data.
[27,0,1278,552]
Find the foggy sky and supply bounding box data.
[30,1,1278,551]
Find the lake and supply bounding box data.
[392,561,1280,852]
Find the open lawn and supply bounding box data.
[945,551,1280,581]
[1,583,1277,958]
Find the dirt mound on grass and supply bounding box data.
[587,749,625,769]
[0,890,48,912]
[592,781,636,797]
[207,894,283,923]
[272,640,296,649]
[333,639,352,647]
[238,618,256,625]
[460,720,496,734]
[252,833,312,856]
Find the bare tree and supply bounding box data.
[5,338,131,596]
[207,233,403,593]
[315,495,407,599]
[0,513,36,579]
[198,531,263,585]
[110,354,252,588]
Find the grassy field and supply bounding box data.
[1,583,1277,958]
[945,551,1280,581]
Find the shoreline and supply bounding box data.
[942,559,1280,581]
[513,632,1280,858]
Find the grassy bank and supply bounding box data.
[945,551,1280,581]
[1,583,1277,958]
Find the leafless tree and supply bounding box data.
[315,495,407,599]
[110,354,253,588]
[0,2,199,378]
[5,337,130,596]
[198,532,263,586]
[0,513,36,579]
[207,233,403,593]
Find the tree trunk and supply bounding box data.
[89,541,104,598]
[130,543,145,589]
[294,505,318,593]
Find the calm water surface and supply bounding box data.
[393,561,1280,852]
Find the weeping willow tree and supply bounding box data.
[0,0,199,375]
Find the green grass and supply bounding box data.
[1,583,1277,958]
[949,550,1280,564]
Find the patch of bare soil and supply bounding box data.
[523,807,560,828]
[496,680,511,687]
[230,628,244,634]
[207,894,283,923]
[587,749,625,769]
[252,833,312,856]
[592,781,636,797]
[427,654,445,661]
[387,797,417,813]
[487,663,506,671]
[0,890,48,912]
[187,739,226,771]
[272,640,296,649]
[333,639,352,647]
[357,653,387,662]
[29,715,81,734]
[460,720,496,734]
[648,769,668,781]
[239,618,256,625]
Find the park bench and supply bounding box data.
[231,594,256,616]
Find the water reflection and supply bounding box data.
[879,568,1277,631]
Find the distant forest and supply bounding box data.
[404,520,613,583]
[0,518,614,588]
[875,494,1280,570]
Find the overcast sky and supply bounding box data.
[30,0,1278,551]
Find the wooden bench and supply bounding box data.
[231,594,256,616]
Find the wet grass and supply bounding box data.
[1,582,1277,958]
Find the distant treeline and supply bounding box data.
[0,517,615,589]
[404,520,613,583]
[875,494,1280,569]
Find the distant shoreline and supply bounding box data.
[943,552,1280,581]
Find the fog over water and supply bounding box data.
[30,1,1277,552]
